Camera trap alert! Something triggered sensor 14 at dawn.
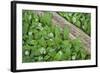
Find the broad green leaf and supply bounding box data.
[64,48,71,60]
[23,44,31,50]
[62,40,71,49]
[44,55,50,61]
[38,56,44,61]
[47,47,56,58]
[38,38,47,47]
[39,47,46,55]
[72,17,76,23]
[75,21,81,27]
[72,39,83,52]
[63,26,69,40]
[80,49,87,59]
[40,12,52,26]
[54,51,63,60]
[54,25,61,38]
[30,46,41,56]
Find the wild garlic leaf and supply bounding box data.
[54,51,63,60]
[44,55,50,61]
[80,49,87,59]
[63,26,69,40]
[40,12,52,26]
[72,39,83,52]
[38,38,46,47]
[75,20,81,27]
[72,17,76,23]
[63,40,71,49]
[31,46,41,56]
[47,47,56,58]
[54,25,61,38]
[64,48,71,60]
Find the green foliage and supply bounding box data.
[59,12,91,36]
[22,10,90,63]
[39,12,52,26]
[63,26,69,40]
[54,51,63,60]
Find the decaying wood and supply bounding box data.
[35,11,91,54]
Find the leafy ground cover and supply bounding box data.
[22,10,90,63]
[58,12,91,36]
